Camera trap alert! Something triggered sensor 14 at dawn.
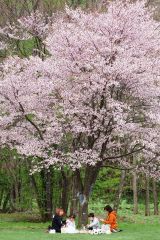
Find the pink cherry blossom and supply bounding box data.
[0,1,160,176]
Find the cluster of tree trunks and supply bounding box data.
[0,158,159,223]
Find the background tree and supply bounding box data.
[0,0,160,223]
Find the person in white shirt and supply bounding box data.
[62,214,78,233]
[87,213,100,230]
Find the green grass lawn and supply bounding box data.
[0,213,160,240]
[0,223,160,240]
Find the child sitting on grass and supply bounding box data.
[48,208,65,233]
[87,213,100,230]
[62,214,78,233]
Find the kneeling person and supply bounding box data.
[101,205,119,232]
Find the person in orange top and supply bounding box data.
[100,205,118,232]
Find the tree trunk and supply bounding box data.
[145,176,150,216]
[114,170,126,211]
[26,157,53,221]
[77,163,101,227]
[133,170,138,214]
[13,181,21,210]
[61,169,71,213]
[0,189,4,208]
[41,169,53,221]
[30,174,46,220]
[45,170,53,219]
[153,179,159,215]
[78,198,89,227]
[2,192,10,212]
[70,173,79,215]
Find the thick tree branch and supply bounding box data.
[102,164,135,171]
[19,102,44,140]
[103,146,144,161]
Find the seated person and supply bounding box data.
[87,213,100,230]
[48,208,65,233]
[100,205,119,232]
[62,214,78,233]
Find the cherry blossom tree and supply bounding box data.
[0,0,160,223]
